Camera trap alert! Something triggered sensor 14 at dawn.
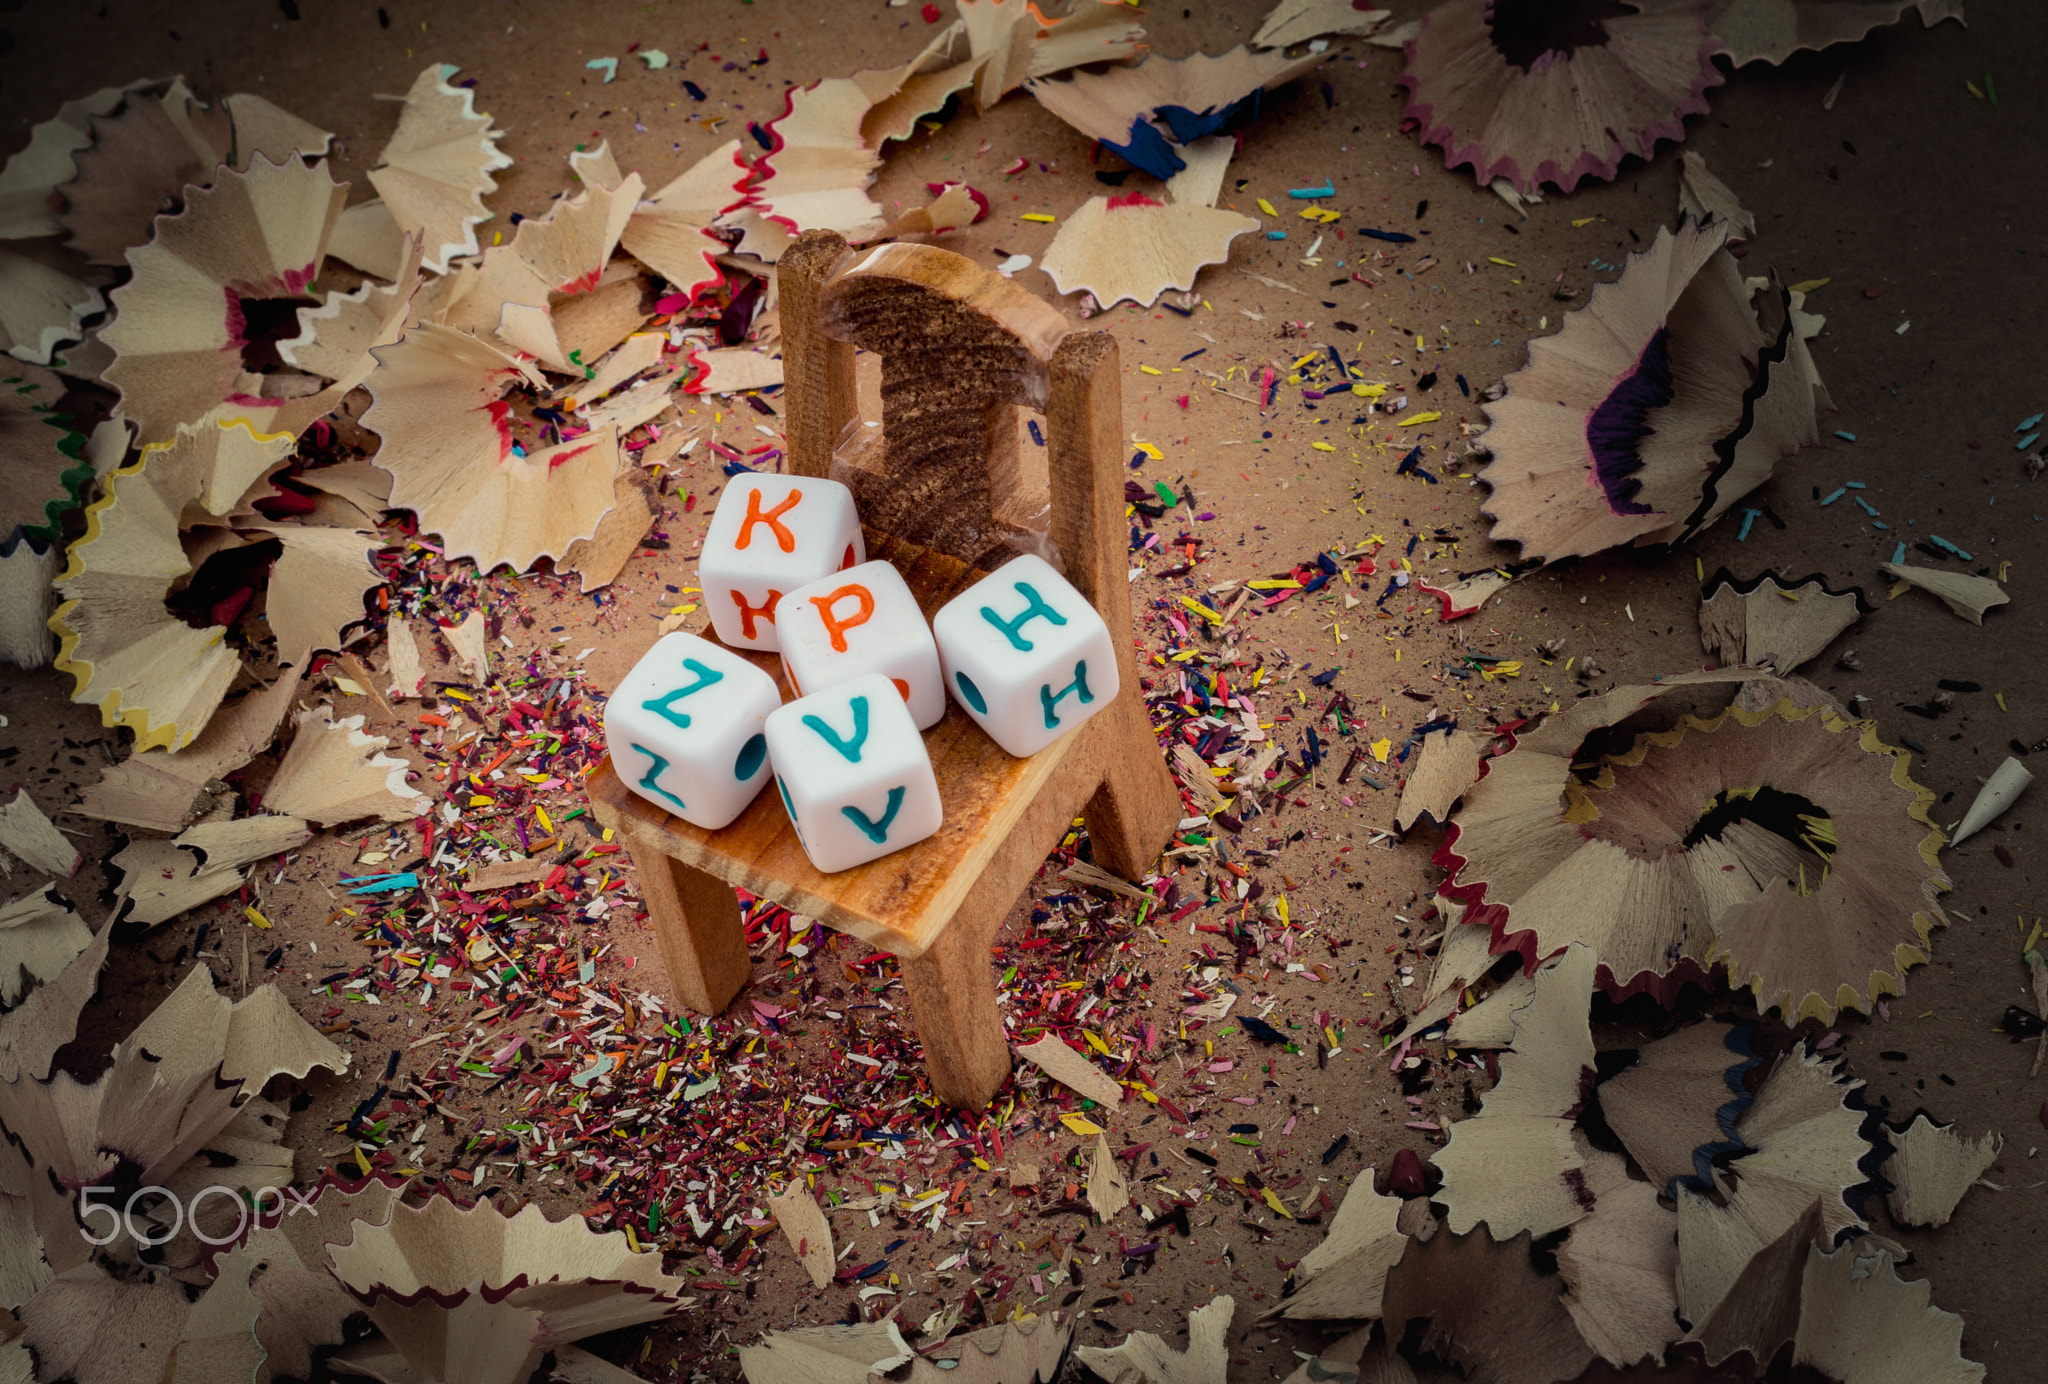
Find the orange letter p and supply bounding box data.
[809,584,875,653]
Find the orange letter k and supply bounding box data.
[735,487,801,552]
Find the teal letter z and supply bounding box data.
[801,695,870,763]
[631,743,687,812]
[642,657,725,729]
[841,786,906,843]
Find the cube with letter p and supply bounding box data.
[778,560,945,728]
[933,553,1119,757]
[700,475,865,652]
[764,672,944,873]
[604,632,781,829]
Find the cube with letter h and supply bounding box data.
[933,553,1120,758]
[604,632,781,829]
[764,672,944,873]
[700,475,865,652]
[778,560,945,729]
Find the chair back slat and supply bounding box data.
[779,230,1120,593]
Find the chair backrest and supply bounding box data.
[778,229,1132,641]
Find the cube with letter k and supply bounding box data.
[700,475,864,652]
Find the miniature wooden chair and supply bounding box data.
[586,230,1180,1108]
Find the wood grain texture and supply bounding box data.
[778,231,858,478]
[1046,330,1180,878]
[614,816,753,1015]
[816,241,1070,572]
[900,899,1014,1107]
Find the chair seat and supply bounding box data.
[586,531,1080,960]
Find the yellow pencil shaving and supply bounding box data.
[1797,812,1838,841]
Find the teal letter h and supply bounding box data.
[979,581,1067,652]
[1039,660,1094,728]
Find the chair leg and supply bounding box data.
[618,821,753,1016]
[1081,699,1182,882]
[899,915,1012,1109]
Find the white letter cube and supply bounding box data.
[777,560,945,729]
[605,632,781,829]
[933,553,1120,758]
[764,672,944,873]
[700,474,865,652]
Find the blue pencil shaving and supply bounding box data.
[2018,433,2041,451]
[1834,430,1858,443]
[1929,535,1973,561]
[1267,231,1287,241]
[1289,184,1335,198]
[1844,480,1866,489]
[1395,446,1439,484]
[1737,509,1761,541]
[345,873,419,895]
[2017,413,2043,432]
[1891,541,1907,563]
[1819,487,1846,506]
[1853,496,1880,517]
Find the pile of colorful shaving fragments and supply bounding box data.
[0,0,2023,1379]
